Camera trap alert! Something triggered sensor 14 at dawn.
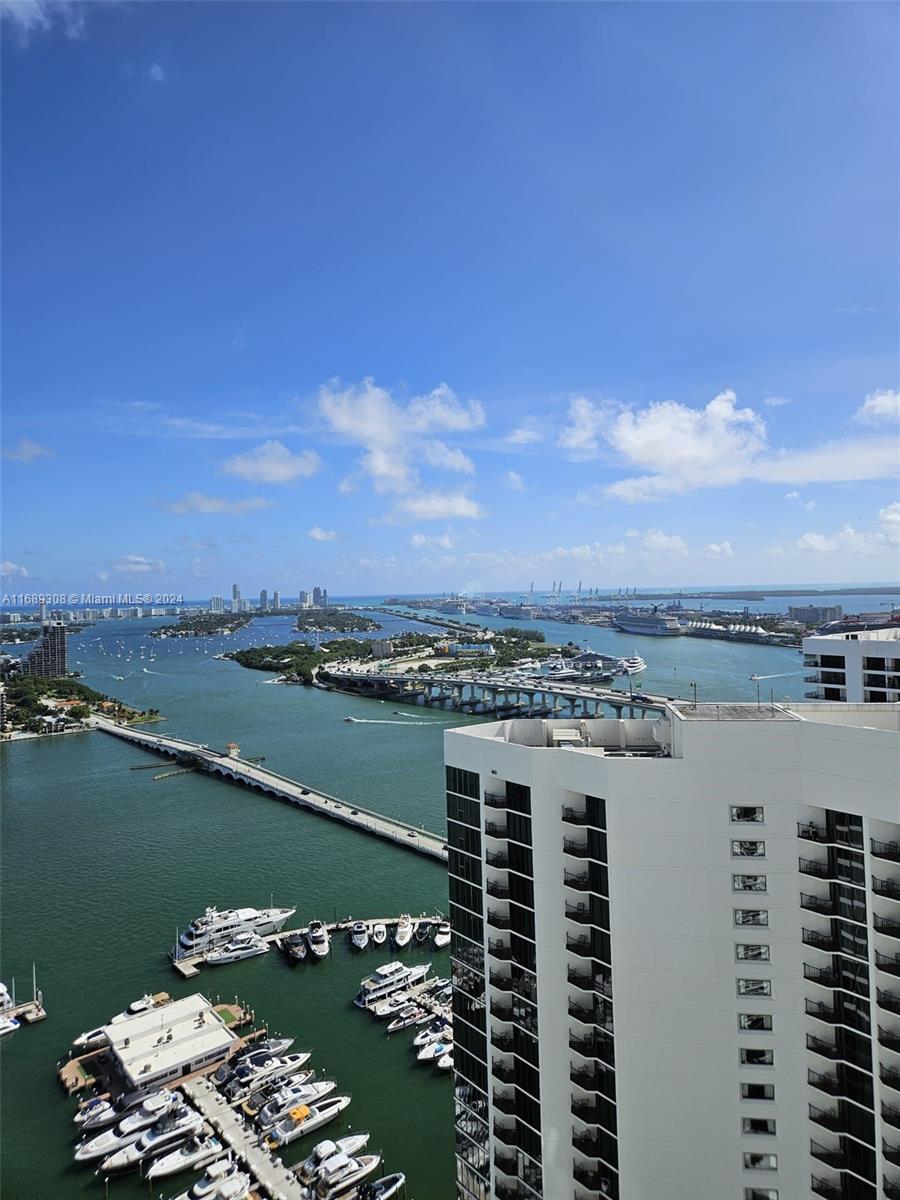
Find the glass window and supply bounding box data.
[731,806,764,823]
[741,1083,774,1100]
[739,1014,773,1031]
[737,979,772,997]
[744,1190,778,1200]
[736,944,770,962]
[732,841,766,858]
[735,909,768,926]
[734,875,767,893]
[743,1153,777,1170]
[742,1118,776,1136]
[740,1049,774,1066]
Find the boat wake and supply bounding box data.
[344,717,449,726]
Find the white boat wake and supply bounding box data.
[344,717,450,726]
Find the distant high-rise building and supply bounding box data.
[789,605,843,625]
[322,588,328,609]
[24,621,68,678]
[312,586,323,608]
[273,591,281,611]
[299,590,310,608]
[232,583,241,601]
[259,589,268,611]
[209,596,225,614]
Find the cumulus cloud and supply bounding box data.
[410,531,455,550]
[165,492,274,515]
[421,441,475,474]
[0,0,86,41]
[308,526,337,542]
[556,396,616,457]
[785,490,815,511]
[395,491,483,521]
[705,541,735,557]
[640,529,688,555]
[113,554,165,575]
[855,389,900,425]
[793,503,900,556]
[2,437,53,463]
[504,470,525,492]
[222,440,321,484]
[1,560,29,577]
[506,425,544,446]
[147,61,166,83]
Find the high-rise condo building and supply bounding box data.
[790,606,844,626]
[444,702,900,1200]
[273,591,281,610]
[803,630,900,703]
[23,621,68,678]
[259,589,268,611]
[209,596,225,614]
[313,586,323,608]
[232,583,240,601]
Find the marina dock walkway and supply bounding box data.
[91,716,447,865]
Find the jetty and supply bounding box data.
[90,715,447,865]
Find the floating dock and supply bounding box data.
[91,715,447,864]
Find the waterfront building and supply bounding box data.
[803,629,900,703]
[0,682,7,732]
[444,702,900,1200]
[273,590,281,610]
[259,588,268,611]
[209,596,225,614]
[104,994,237,1090]
[23,621,67,678]
[789,605,844,625]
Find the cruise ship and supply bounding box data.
[353,961,431,1009]
[172,905,296,959]
[614,608,686,637]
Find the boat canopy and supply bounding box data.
[289,1105,311,1121]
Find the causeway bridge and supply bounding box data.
[91,715,447,863]
[317,666,671,718]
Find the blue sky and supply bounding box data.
[2,1,898,598]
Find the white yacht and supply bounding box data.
[72,1024,109,1052]
[173,905,296,958]
[306,920,331,959]
[263,1094,352,1149]
[296,1134,370,1185]
[437,1052,454,1071]
[356,1174,406,1200]
[0,982,12,1011]
[74,1092,176,1161]
[222,1051,312,1100]
[432,920,451,949]
[241,1068,315,1117]
[417,1037,453,1063]
[349,921,369,950]
[256,1079,336,1129]
[0,1015,20,1036]
[386,1006,428,1032]
[413,1018,451,1048]
[205,931,269,965]
[311,1152,382,1199]
[618,653,648,675]
[99,1105,204,1172]
[371,993,411,1019]
[74,1087,159,1132]
[145,1134,224,1179]
[168,1158,250,1200]
[109,993,158,1023]
[371,923,387,946]
[393,914,413,948]
[354,961,431,1010]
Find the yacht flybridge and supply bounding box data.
[173,905,296,959]
[354,961,431,1009]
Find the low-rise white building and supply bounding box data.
[803,629,900,703]
[104,994,237,1090]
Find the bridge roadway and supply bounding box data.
[90,715,447,864]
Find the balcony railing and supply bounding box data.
[493,1088,516,1114]
[801,893,839,916]
[883,1179,900,1200]
[487,910,511,931]
[488,940,512,961]
[806,1033,840,1060]
[877,951,900,977]
[873,840,900,863]
[569,1001,595,1025]
[563,839,591,859]
[562,805,590,826]
[486,879,510,900]
[880,1027,900,1054]
[800,857,831,879]
[803,928,840,952]
[485,822,507,839]
[489,969,513,991]
[564,870,591,892]
[570,1063,599,1091]
[804,963,841,989]
[493,1118,516,1146]
[882,1066,900,1094]
[879,989,900,1015]
[811,1176,845,1200]
[491,1058,515,1084]
[491,999,513,1021]
[883,1139,900,1167]
[808,1103,843,1132]
[884,1103,900,1130]
[875,914,900,939]
[493,1147,517,1174]
[799,821,831,844]
[567,935,593,958]
[484,791,507,809]
[806,999,840,1025]
[485,850,509,869]
[566,903,593,925]
[810,1140,846,1168]
[491,1030,514,1053]
[808,1068,842,1095]
[573,1131,608,1159]
[572,1098,600,1125]
[874,876,900,901]
[568,967,593,992]
[573,1164,607,1190]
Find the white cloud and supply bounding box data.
[421,440,475,474]
[410,532,455,550]
[0,560,28,577]
[504,470,525,492]
[165,492,274,515]
[395,491,484,521]
[855,389,900,426]
[793,503,900,556]
[222,440,321,484]
[764,396,792,407]
[640,529,688,555]
[0,0,86,41]
[506,425,544,446]
[157,416,307,440]
[308,526,337,542]
[338,475,358,494]
[796,532,838,553]
[705,541,735,557]
[556,396,615,457]
[785,490,815,511]
[785,490,800,499]
[113,554,165,575]
[2,437,53,463]
[147,61,166,83]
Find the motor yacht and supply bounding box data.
[281,932,308,962]
[263,1095,352,1149]
[307,920,331,959]
[256,1079,336,1130]
[167,1158,251,1200]
[349,922,369,951]
[74,1087,158,1132]
[222,1051,312,1100]
[354,961,430,1010]
[145,1134,224,1179]
[310,1152,381,1199]
[99,1104,204,1172]
[205,931,269,965]
[0,982,12,1011]
[241,1068,315,1117]
[0,1015,20,1036]
[74,1092,176,1161]
[393,914,413,948]
[295,1134,370,1185]
[618,653,648,674]
[73,1024,109,1052]
[371,993,410,1019]
[109,993,158,1024]
[414,921,431,944]
[432,920,451,949]
[413,1018,451,1048]
[371,923,387,946]
[417,1038,453,1063]
[356,1175,406,1200]
[211,1037,294,1086]
[386,1006,428,1033]
[174,905,296,958]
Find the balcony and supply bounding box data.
[880,1027,900,1054]
[484,791,507,809]
[803,928,840,953]
[563,839,591,859]
[808,1068,842,1095]
[802,893,839,917]
[873,840,900,864]
[810,1140,846,1169]
[877,951,900,977]
[493,1147,517,1175]
[493,1118,517,1147]
[808,1103,844,1132]
[806,999,840,1025]
[489,940,512,962]
[492,1058,515,1084]
[804,963,841,989]
[485,821,507,840]
[884,1104,900,1130]
[883,1180,900,1200]
[874,876,900,902]
[572,1098,600,1125]
[562,805,590,826]
[569,1001,595,1025]
[567,934,593,959]
[568,967,593,992]
[486,878,510,900]
[496,1185,528,1200]
[573,1130,610,1159]
[875,914,900,940]
[491,1030,514,1053]
[564,870,591,892]
[490,969,513,991]
[486,849,509,869]
[800,857,831,879]
[573,1163,607,1190]
[487,909,512,931]
[799,821,832,844]
[807,1033,840,1060]
[493,1088,516,1115]
[811,1177,845,1200]
[884,1139,900,1167]
[879,989,900,1015]
[491,999,513,1021]
[881,1066,900,1094]
[571,1063,599,1091]
[565,902,593,925]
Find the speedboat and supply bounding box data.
[350,921,369,951]
[174,905,296,957]
[109,993,157,1024]
[371,923,387,947]
[73,1024,109,1052]
[241,1068,315,1117]
[263,1095,352,1149]
[256,1079,336,1130]
[211,1036,294,1086]
[281,932,308,962]
[357,1175,406,1200]
[393,914,413,948]
[222,1051,312,1101]
[74,1087,159,1131]
[295,1134,370,1185]
[414,921,431,944]
[310,1151,381,1199]
[413,1018,451,1048]
[437,1053,454,1071]
[307,920,331,959]
[417,1038,453,1063]
[74,1092,176,1161]
[167,1158,251,1200]
[145,1134,224,1179]
[354,961,430,1010]
[433,920,451,949]
[99,1104,204,1172]
[386,1006,429,1032]
[0,1015,20,1036]
[205,931,269,965]
[371,993,411,1019]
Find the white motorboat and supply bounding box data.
[354,961,430,1010]
[145,1134,224,1179]
[222,1051,312,1100]
[0,982,12,1011]
[349,921,369,950]
[263,1095,352,1148]
[386,1006,428,1033]
[73,1024,109,1052]
[256,1079,336,1129]
[311,1152,381,1199]
[296,1134,370,1185]
[0,1015,20,1036]
[307,920,331,959]
[432,920,451,949]
[417,1038,453,1063]
[174,905,296,957]
[618,653,648,674]
[241,1068,315,1117]
[99,1105,204,1172]
[74,1087,159,1131]
[437,1053,454,1071]
[205,931,269,965]
[413,1018,451,1048]
[393,914,413,948]
[211,1037,294,1085]
[167,1158,251,1200]
[356,1175,406,1200]
[109,993,157,1024]
[370,993,410,1019]
[74,1092,176,1161]
[371,923,387,946]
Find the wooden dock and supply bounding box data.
[172,912,446,979]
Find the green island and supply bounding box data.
[227,637,376,684]
[151,612,254,638]
[1,677,160,735]
[296,609,381,633]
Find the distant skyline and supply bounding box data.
[2,2,898,594]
